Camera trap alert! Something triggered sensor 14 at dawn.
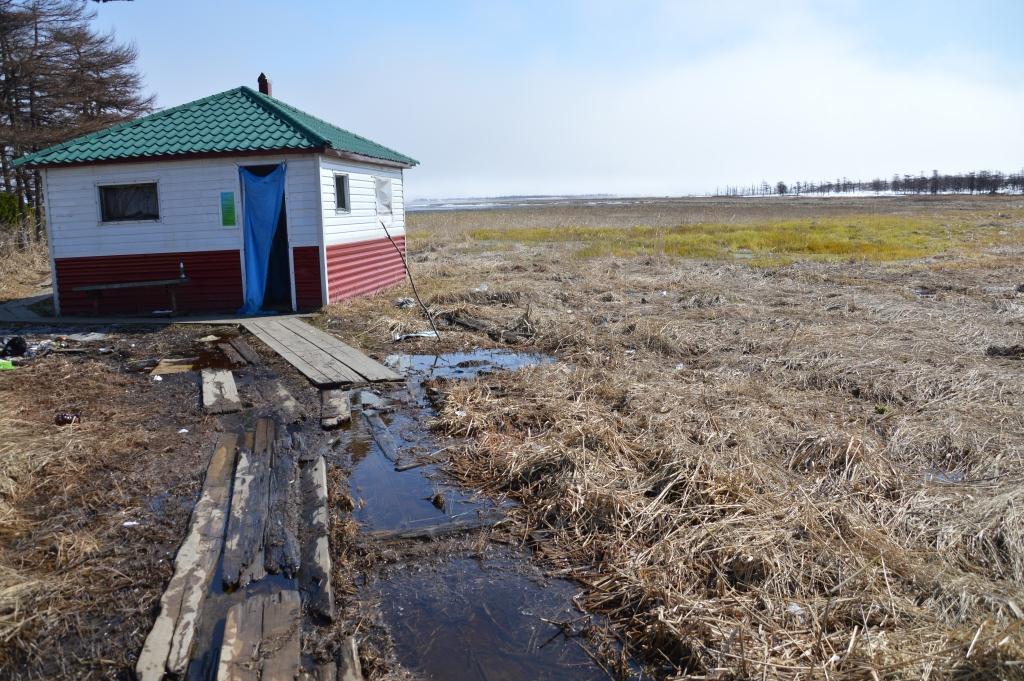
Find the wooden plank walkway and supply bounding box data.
[243,317,400,387]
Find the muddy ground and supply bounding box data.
[2,195,1024,680]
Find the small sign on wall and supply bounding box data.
[220,191,236,226]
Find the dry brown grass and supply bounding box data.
[0,238,49,303]
[324,196,1024,678]
[0,349,211,679]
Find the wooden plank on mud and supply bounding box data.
[364,516,499,543]
[361,410,399,462]
[218,342,247,366]
[300,455,334,621]
[202,369,241,414]
[228,336,261,364]
[222,419,272,588]
[260,590,302,681]
[243,319,355,385]
[136,433,237,681]
[265,424,300,576]
[243,321,333,386]
[262,380,303,423]
[320,389,351,430]
[276,317,401,383]
[216,596,262,681]
[259,320,368,385]
[338,636,364,681]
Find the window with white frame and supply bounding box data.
[375,177,392,215]
[98,182,159,222]
[334,173,350,211]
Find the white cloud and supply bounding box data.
[344,11,1023,199]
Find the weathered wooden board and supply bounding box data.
[361,411,399,462]
[243,319,356,385]
[202,369,241,414]
[320,389,351,430]
[150,357,197,375]
[260,590,302,681]
[218,342,247,366]
[222,419,272,587]
[228,337,261,364]
[278,318,400,383]
[265,425,300,576]
[300,455,334,621]
[136,433,237,681]
[364,516,499,543]
[262,380,303,423]
[338,636,364,681]
[218,591,302,681]
[216,596,262,681]
[242,317,400,387]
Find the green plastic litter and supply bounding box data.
[0,359,15,371]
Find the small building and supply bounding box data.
[14,75,418,316]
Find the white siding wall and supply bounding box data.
[317,156,405,247]
[44,153,320,259]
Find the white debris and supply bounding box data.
[66,332,108,342]
[122,521,140,527]
[392,330,439,342]
[177,428,189,434]
[196,334,220,343]
[152,375,163,382]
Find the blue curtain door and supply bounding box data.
[239,164,287,314]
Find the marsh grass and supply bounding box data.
[467,214,1016,262]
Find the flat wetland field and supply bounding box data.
[2,194,1024,680]
[337,194,1024,678]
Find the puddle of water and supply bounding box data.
[350,350,621,679]
[377,554,609,681]
[349,408,492,532]
[348,350,548,533]
[386,349,554,381]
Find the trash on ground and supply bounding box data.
[0,359,15,371]
[99,347,113,354]
[177,428,189,434]
[392,330,439,342]
[54,411,81,426]
[1,336,28,357]
[65,332,108,343]
[122,521,140,527]
[986,344,1024,359]
[152,375,163,382]
[196,334,220,343]
[394,297,416,309]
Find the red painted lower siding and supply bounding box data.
[292,246,323,310]
[325,236,406,303]
[55,250,243,316]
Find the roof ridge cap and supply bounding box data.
[239,87,330,148]
[14,87,247,166]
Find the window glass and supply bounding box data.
[335,174,349,210]
[99,183,159,222]
[375,177,392,215]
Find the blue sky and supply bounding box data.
[92,1,1024,198]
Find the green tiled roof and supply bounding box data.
[14,86,417,167]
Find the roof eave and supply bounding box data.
[17,146,321,170]
[323,147,417,169]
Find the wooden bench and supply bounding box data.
[73,277,190,315]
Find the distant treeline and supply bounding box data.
[715,170,1024,197]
